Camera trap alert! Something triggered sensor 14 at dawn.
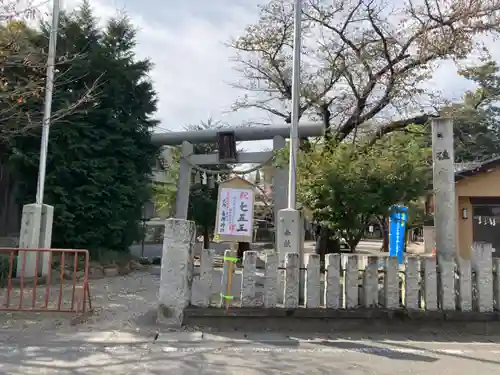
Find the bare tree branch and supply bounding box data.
[228,0,500,141]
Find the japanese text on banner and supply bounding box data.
[217,188,254,238]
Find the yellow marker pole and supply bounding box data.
[226,260,234,311]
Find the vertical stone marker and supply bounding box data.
[431,118,458,308]
[158,218,196,327]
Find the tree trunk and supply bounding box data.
[203,227,210,250]
[315,226,340,265]
[237,242,250,261]
[381,217,389,252]
[346,235,363,252]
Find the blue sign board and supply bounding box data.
[389,205,408,264]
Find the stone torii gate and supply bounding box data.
[151,123,324,231]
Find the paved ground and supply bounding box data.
[1,270,499,374]
[0,330,500,374]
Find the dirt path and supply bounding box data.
[0,272,162,336]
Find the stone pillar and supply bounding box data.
[158,218,196,327]
[264,252,278,307]
[431,118,457,262]
[175,141,193,220]
[404,256,419,310]
[304,254,320,308]
[431,118,458,310]
[457,257,472,312]
[363,256,378,308]
[277,208,304,303]
[472,242,493,312]
[17,203,54,278]
[324,254,341,309]
[284,252,299,308]
[343,255,358,309]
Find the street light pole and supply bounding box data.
[35,0,61,204]
[287,0,302,209]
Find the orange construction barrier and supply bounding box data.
[0,248,91,313]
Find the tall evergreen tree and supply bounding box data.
[11,2,158,256]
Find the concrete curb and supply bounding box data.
[182,307,500,334]
[184,306,500,321]
[156,332,298,344]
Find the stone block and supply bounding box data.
[342,255,358,309]
[264,252,278,308]
[472,242,493,312]
[241,251,258,307]
[191,248,214,307]
[362,256,378,308]
[422,257,437,311]
[305,254,320,308]
[284,253,299,308]
[404,256,419,310]
[457,257,472,312]
[439,260,456,310]
[384,257,399,309]
[158,218,196,327]
[324,254,341,309]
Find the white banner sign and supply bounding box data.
[216,187,254,238]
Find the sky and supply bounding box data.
[57,0,497,152]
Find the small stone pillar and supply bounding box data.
[277,208,304,303]
[158,218,196,327]
[17,203,54,278]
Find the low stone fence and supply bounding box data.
[191,245,500,312]
[157,219,500,327]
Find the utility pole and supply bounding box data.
[277,0,305,303]
[17,0,60,278]
[287,0,302,209]
[36,0,61,204]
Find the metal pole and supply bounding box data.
[287,0,302,209]
[35,0,61,205]
[141,219,147,258]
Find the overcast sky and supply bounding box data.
[61,0,498,151]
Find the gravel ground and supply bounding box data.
[0,272,162,335]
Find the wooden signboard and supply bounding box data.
[214,176,255,243]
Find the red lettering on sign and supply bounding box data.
[240,192,249,199]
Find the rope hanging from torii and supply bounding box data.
[183,151,275,186]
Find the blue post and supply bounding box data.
[389,205,408,264]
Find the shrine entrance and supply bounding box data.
[150,123,323,236]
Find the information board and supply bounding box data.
[214,177,255,243]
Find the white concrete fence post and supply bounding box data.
[457,257,473,312]
[157,218,196,327]
[472,242,494,312]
